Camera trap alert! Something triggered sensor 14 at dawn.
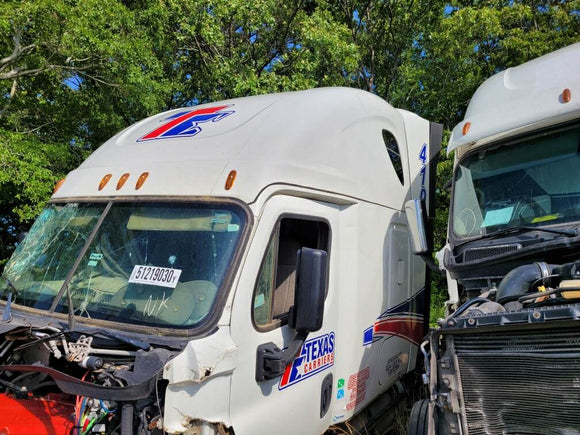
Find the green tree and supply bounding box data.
[325,0,447,99]
[0,0,359,261]
[135,0,359,106]
[0,129,84,265]
[0,0,168,144]
[0,0,168,259]
[391,0,580,128]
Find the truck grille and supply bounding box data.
[453,328,580,435]
[462,243,521,263]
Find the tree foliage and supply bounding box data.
[390,0,580,128]
[0,0,578,286]
[327,0,447,98]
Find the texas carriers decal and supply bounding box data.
[278,332,335,390]
[138,105,234,142]
[363,288,426,346]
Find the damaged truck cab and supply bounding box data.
[0,88,441,434]
[409,43,580,434]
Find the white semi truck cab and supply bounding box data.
[407,43,580,435]
[0,87,442,435]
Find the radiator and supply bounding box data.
[452,328,580,435]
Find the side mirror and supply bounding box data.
[405,199,430,255]
[256,247,328,382]
[289,247,328,333]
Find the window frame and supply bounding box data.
[449,121,580,243]
[251,213,331,333]
[382,129,405,185]
[2,196,253,340]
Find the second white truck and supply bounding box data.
[407,43,580,435]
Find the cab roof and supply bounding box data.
[448,43,580,157]
[53,87,424,208]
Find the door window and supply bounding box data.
[253,217,329,330]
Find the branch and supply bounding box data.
[0,24,36,68]
[0,24,104,85]
[18,121,52,135]
[0,44,35,70]
[257,0,303,75]
[76,71,120,88]
[0,79,17,118]
[9,78,16,98]
[0,67,46,80]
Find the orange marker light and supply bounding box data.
[562,88,571,103]
[53,178,66,194]
[116,173,130,190]
[98,174,112,191]
[135,172,149,190]
[225,170,237,190]
[462,122,471,136]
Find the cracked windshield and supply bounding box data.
[452,127,580,240]
[1,202,246,328]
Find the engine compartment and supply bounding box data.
[0,325,174,435]
[447,259,580,323]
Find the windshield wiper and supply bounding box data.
[455,225,577,248]
[0,273,18,322]
[66,328,150,351]
[0,273,18,296]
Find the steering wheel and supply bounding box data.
[513,195,542,223]
[456,207,478,236]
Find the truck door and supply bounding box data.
[229,195,339,435]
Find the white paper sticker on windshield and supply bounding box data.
[482,207,514,227]
[87,253,103,267]
[128,265,182,288]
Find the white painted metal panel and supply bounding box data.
[449,43,580,155]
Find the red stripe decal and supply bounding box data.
[140,105,229,140]
[373,317,424,345]
[279,363,292,387]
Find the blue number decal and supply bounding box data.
[419,144,427,202]
[419,144,427,164]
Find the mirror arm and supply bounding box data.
[256,331,308,382]
[420,253,445,276]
